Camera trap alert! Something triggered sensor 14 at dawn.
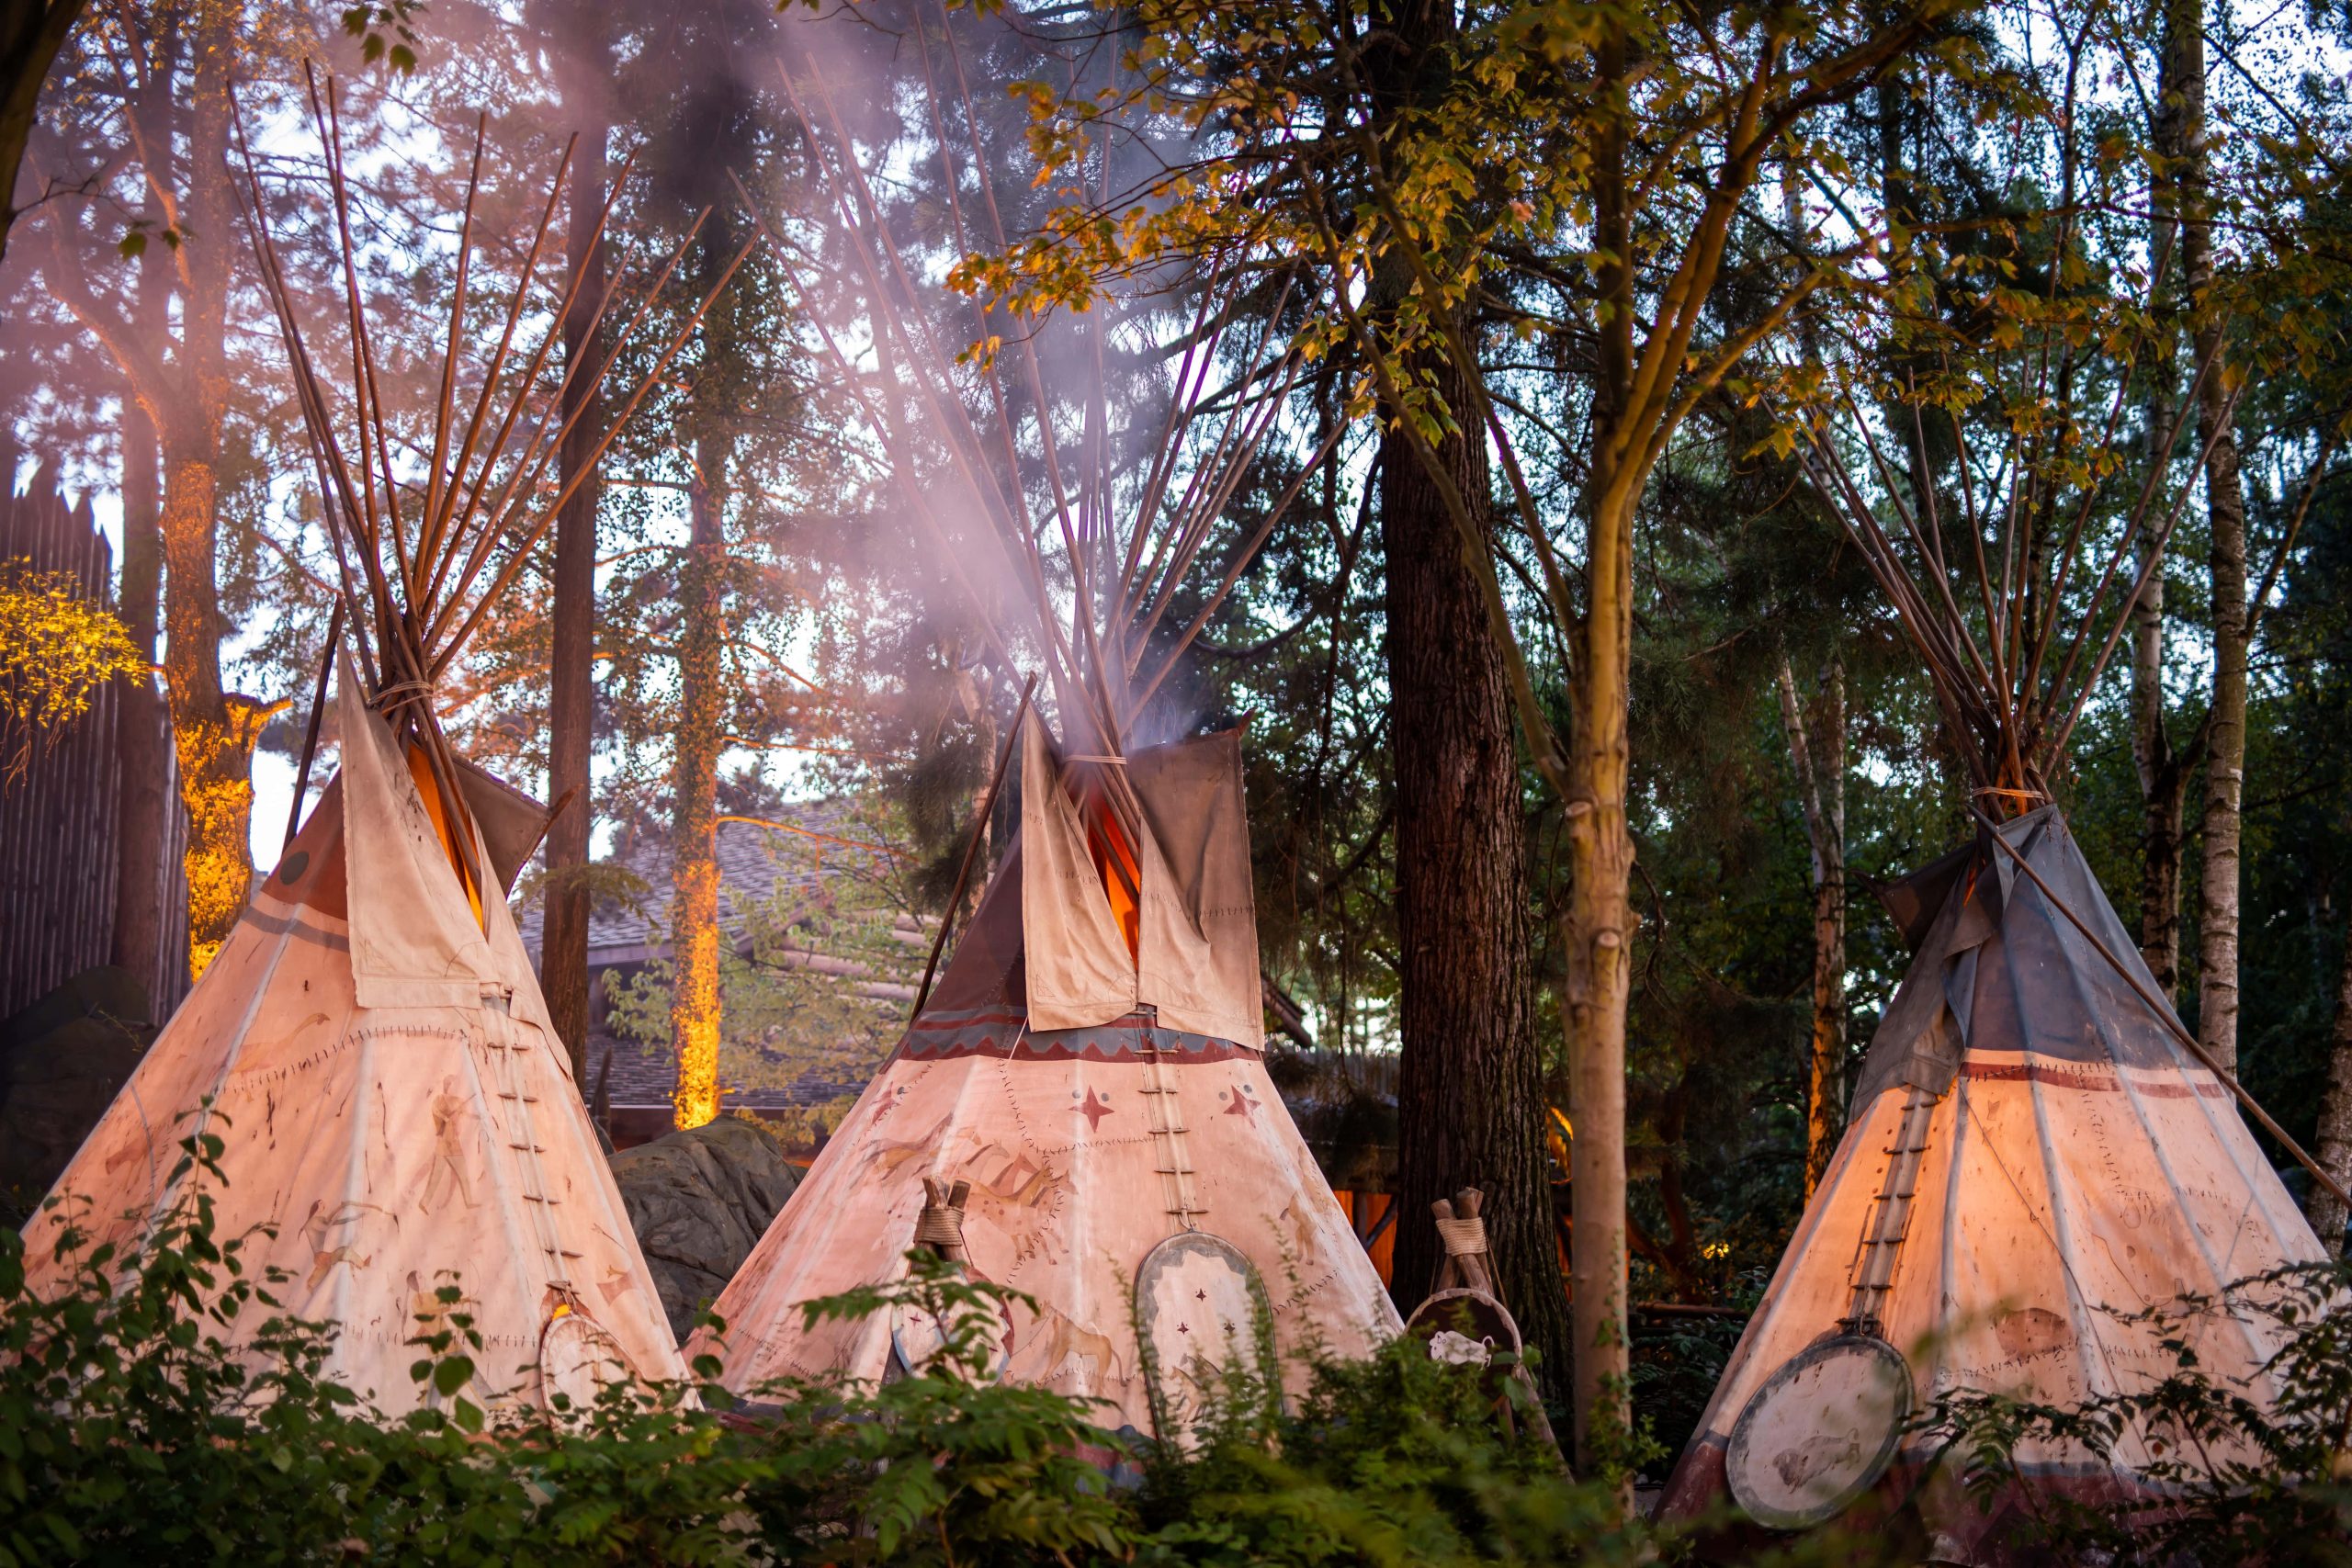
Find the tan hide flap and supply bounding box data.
[1018,713,1137,1030]
[454,757,554,897]
[1131,728,1264,1049]
[340,657,503,1010]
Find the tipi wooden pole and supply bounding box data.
[910,675,1035,1021]
[282,597,343,851]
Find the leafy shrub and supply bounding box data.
[1923,1260,2352,1564]
[0,1132,1899,1565]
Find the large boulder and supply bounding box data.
[0,965,154,1226]
[608,1115,800,1340]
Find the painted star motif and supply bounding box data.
[1195,1289,1207,1302]
[1077,1089,1114,1132]
[1223,1086,1257,1122]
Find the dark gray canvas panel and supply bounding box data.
[1852,807,2192,1109]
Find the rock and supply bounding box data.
[608,1115,800,1340]
[0,965,155,1225]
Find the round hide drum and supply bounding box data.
[1405,1286,1544,1427]
[889,1276,1014,1382]
[538,1306,640,1416]
[1725,1334,1914,1529]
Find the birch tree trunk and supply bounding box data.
[541,30,610,1086]
[2305,909,2352,1254]
[2162,0,2252,1076]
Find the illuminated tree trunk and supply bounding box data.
[1778,658,1846,1196]
[159,5,254,980]
[1566,498,1634,1477]
[1561,26,1637,1479]
[669,458,727,1129]
[541,32,610,1086]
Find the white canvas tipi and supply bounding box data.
[23,86,733,1416]
[26,667,686,1413]
[1657,807,2325,1552]
[699,46,1398,1434]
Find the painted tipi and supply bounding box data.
[1657,342,2330,1557]
[696,42,1398,1436]
[26,668,686,1413]
[691,716,1399,1434]
[1657,805,2325,1553]
[23,86,731,1416]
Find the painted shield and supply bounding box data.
[1135,1230,1274,1441]
[539,1308,641,1416]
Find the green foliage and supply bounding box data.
[1924,1261,2352,1565]
[339,0,424,75]
[0,1155,1895,1566]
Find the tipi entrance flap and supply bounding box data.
[1017,713,1139,1031]
[1130,728,1264,1049]
[340,655,502,1011]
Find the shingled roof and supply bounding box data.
[517,806,929,1125]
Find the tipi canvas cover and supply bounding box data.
[691,717,1397,1436]
[25,669,685,1415]
[1658,806,2325,1556]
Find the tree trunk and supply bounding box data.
[109,233,170,994]
[1379,340,1567,1397]
[0,0,91,270]
[540,55,609,1087]
[2126,453,2191,1001]
[1362,0,1568,1404]
[669,454,727,1130]
[2162,0,2250,1077]
[159,0,251,980]
[1564,21,1635,1479]
[2132,385,2187,998]
[160,450,262,978]
[2304,906,2352,1254]
[1777,658,1846,1197]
